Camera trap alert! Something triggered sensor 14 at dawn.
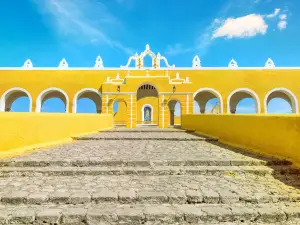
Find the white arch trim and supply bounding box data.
[264,88,299,114]
[142,104,154,122]
[136,82,159,93]
[227,88,261,114]
[193,88,224,114]
[36,87,69,113]
[0,87,33,112]
[72,88,102,113]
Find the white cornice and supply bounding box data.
[0,67,300,71]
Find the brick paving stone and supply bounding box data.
[0,128,298,224]
[35,208,62,224]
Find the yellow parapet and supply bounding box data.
[0,113,113,157]
[181,114,300,167]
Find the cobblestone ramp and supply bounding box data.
[0,128,299,224]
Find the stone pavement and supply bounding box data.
[0,127,299,224]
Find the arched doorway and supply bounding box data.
[0,87,32,112]
[227,88,260,114]
[264,88,298,114]
[36,87,69,113]
[73,88,102,113]
[113,99,127,126]
[168,100,181,126]
[137,83,159,126]
[193,88,223,114]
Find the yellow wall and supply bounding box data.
[174,116,181,125]
[182,114,300,167]
[0,113,113,155]
[114,100,127,125]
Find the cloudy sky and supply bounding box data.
[0,0,296,114]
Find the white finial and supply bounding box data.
[176,72,180,79]
[192,55,201,68]
[228,59,238,69]
[146,44,150,50]
[23,59,33,68]
[94,56,104,68]
[116,73,120,79]
[106,77,110,82]
[157,52,161,59]
[265,58,275,68]
[186,77,190,82]
[59,58,68,69]
[165,70,169,76]
[146,70,149,76]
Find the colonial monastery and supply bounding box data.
[0,44,299,128]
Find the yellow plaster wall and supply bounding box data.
[0,113,113,156]
[114,100,128,125]
[174,116,181,125]
[181,114,300,167]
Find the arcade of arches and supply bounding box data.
[0,45,299,128]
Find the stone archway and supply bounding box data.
[136,83,159,125]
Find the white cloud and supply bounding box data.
[279,14,287,20]
[212,14,268,39]
[277,20,287,30]
[266,8,281,18]
[31,0,134,54]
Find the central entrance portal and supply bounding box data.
[137,84,158,126]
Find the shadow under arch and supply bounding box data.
[193,88,223,114]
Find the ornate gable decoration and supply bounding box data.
[192,55,201,68]
[228,59,238,69]
[170,72,191,84]
[94,56,104,69]
[265,58,275,68]
[121,44,175,69]
[58,58,68,69]
[22,59,33,69]
[105,73,124,84]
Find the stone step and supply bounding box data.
[0,165,283,177]
[1,186,299,206]
[0,159,292,167]
[0,202,299,224]
[73,131,209,141]
[101,128,192,132]
[73,137,215,141]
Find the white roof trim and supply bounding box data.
[0,67,300,71]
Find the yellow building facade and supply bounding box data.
[0,44,299,128]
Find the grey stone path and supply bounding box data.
[0,127,299,224]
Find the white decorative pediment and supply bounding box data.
[265,58,275,68]
[192,55,201,68]
[58,58,68,69]
[105,73,124,84]
[94,56,104,69]
[170,72,185,84]
[121,44,175,69]
[22,59,33,69]
[228,59,238,69]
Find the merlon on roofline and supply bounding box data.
[1,44,299,70]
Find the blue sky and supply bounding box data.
[0,0,297,114]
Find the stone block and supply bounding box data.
[144,205,180,223]
[168,190,187,204]
[186,190,203,203]
[92,189,118,202]
[201,188,220,203]
[218,189,239,204]
[62,207,87,225]
[1,191,28,204]
[49,191,70,203]
[36,208,62,224]
[118,189,137,203]
[116,206,144,225]
[138,191,168,203]
[27,192,49,204]
[10,208,35,224]
[177,205,205,223]
[200,205,233,222]
[69,191,91,204]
